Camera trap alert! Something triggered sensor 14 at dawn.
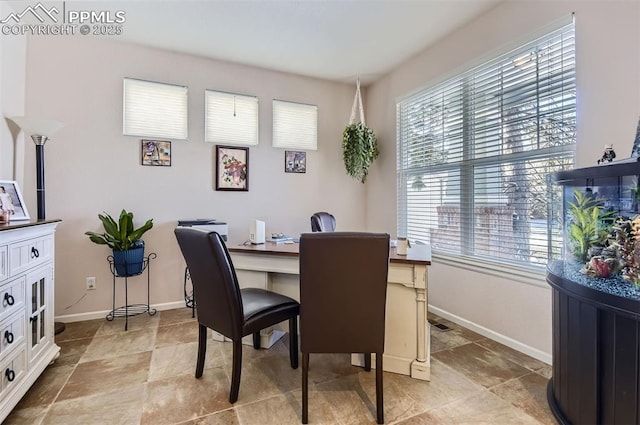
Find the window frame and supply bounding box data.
[396,20,576,275]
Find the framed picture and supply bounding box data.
[216,145,249,191]
[285,151,306,173]
[0,180,29,221]
[141,140,171,166]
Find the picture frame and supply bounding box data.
[141,140,171,166]
[285,150,306,173]
[0,180,30,221]
[216,145,249,191]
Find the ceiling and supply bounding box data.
[19,0,503,85]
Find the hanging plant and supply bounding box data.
[343,78,379,183]
[343,122,379,183]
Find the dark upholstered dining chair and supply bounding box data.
[299,232,390,424]
[310,211,336,232]
[174,228,300,404]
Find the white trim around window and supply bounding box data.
[396,20,576,272]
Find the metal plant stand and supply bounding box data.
[184,267,195,318]
[107,252,157,330]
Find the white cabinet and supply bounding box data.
[0,221,59,423]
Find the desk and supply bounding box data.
[226,241,432,381]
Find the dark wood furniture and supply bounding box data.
[299,232,390,424]
[174,228,299,403]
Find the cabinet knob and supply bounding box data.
[3,293,14,306]
[5,368,15,382]
[31,247,39,258]
[4,331,13,344]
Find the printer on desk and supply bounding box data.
[177,219,228,241]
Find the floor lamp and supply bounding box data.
[9,116,65,335]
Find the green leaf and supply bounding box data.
[85,209,153,251]
[343,122,379,183]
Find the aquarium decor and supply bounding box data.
[569,191,640,287]
[567,189,613,263]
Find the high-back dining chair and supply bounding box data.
[310,211,336,232]
[299,232,390,424]
[174,228,300,403]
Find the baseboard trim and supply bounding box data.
[429,305,552,365]
[55,301,188,323]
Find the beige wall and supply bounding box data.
[366,0,640,360]
[6,0,639,360]
[19,35,365,318]
[0,1,26,183]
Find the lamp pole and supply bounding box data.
[32,135,48,220]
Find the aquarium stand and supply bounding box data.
[547,266,640,424]
[106,252,158,330]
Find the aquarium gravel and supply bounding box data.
[549,260,640,301]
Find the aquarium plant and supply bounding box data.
[567,189,614,262]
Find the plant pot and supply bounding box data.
[112,246,145,276]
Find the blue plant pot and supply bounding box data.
[112,246,144,276]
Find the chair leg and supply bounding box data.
[253,331,261,349]
[229,339,242,403]
[364,353,371,371]
[289,317,298,369]
[195,324,207,378]
[302,352,309,424]
[376,352,384,424]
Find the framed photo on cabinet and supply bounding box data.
[0,180,29,221]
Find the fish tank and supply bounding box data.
[549,160,640,305]
[547,159,640,425]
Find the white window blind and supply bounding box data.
[123,78,188,140]
[205,90,259,145]
[397,22,575,269]
[272,100,318,150]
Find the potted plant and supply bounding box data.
[342,122,379,183]
[85,209,153,276]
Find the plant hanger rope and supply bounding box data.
[343,78,378,183]
[349,78,366,126]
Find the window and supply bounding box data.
[397,21,575,270]
[205,90,259,146]
[123,78,188,140]
[272,100,318,150]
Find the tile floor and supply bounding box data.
[4,308,557,424]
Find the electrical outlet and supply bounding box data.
[86,277,96,290]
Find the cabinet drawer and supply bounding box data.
[388,264,416,287]
[0,347,26,394]
[0,312,24,361]
[8,236,52,278]
[0,277,25,323]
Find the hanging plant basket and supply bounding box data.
[343,122,379,183]
[342,79,379,183]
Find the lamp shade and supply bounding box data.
[9,116,64,137]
